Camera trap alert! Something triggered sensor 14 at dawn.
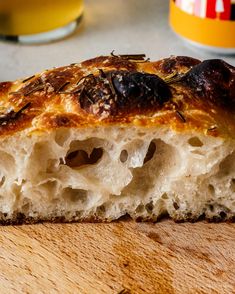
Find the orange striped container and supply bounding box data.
[169,0,235,54]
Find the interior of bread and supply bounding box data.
[0,126,234,223]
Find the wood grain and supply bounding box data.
[0,220,235,294]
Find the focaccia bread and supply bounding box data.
[0,54,235,224]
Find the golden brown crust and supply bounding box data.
[0,55,235,138]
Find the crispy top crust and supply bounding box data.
[0,55,235,138]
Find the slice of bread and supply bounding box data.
[0,54,235,224]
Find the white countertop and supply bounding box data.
[0,0,235,81]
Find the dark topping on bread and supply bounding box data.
[44,70,73,93]
[182,59,235,108]
[22,75,35,83]
[112,72,171,105]
[110,51,150,62]
[176,110,186,123]
[160,56,200,74]
[78,70,172,117]
[21,78,44,96]
[0,103,31,125]
[20,68,74,96]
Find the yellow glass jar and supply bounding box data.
[0,0,84,43]
[169,0,235,54]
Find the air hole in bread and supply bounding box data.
[144,141,156,164]
[208,204,214,212]
[120,139,178,203]
[54,129,71,146]
[0,176,5,187]
[161,193,168,200]
[137,132,146,137]
[230,179,235,192]
[136,203,145,213]
[188,137,203,147]
[217,151,235,177]
[208,184,215,196]
[120,150,128,163]
[65,148,103,168]
[40,180,58,193]
[173,202,179,210]
[145,201,154,213]
[96,205,106,215]
[62,188,87,203]
[220,211,227,219]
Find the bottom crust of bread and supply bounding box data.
[0,211,233,226]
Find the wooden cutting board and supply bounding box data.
[0,220,235,294]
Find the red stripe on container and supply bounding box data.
[206,0,217,19]
[220,0,231,20]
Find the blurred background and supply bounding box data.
[0,0,235,81]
